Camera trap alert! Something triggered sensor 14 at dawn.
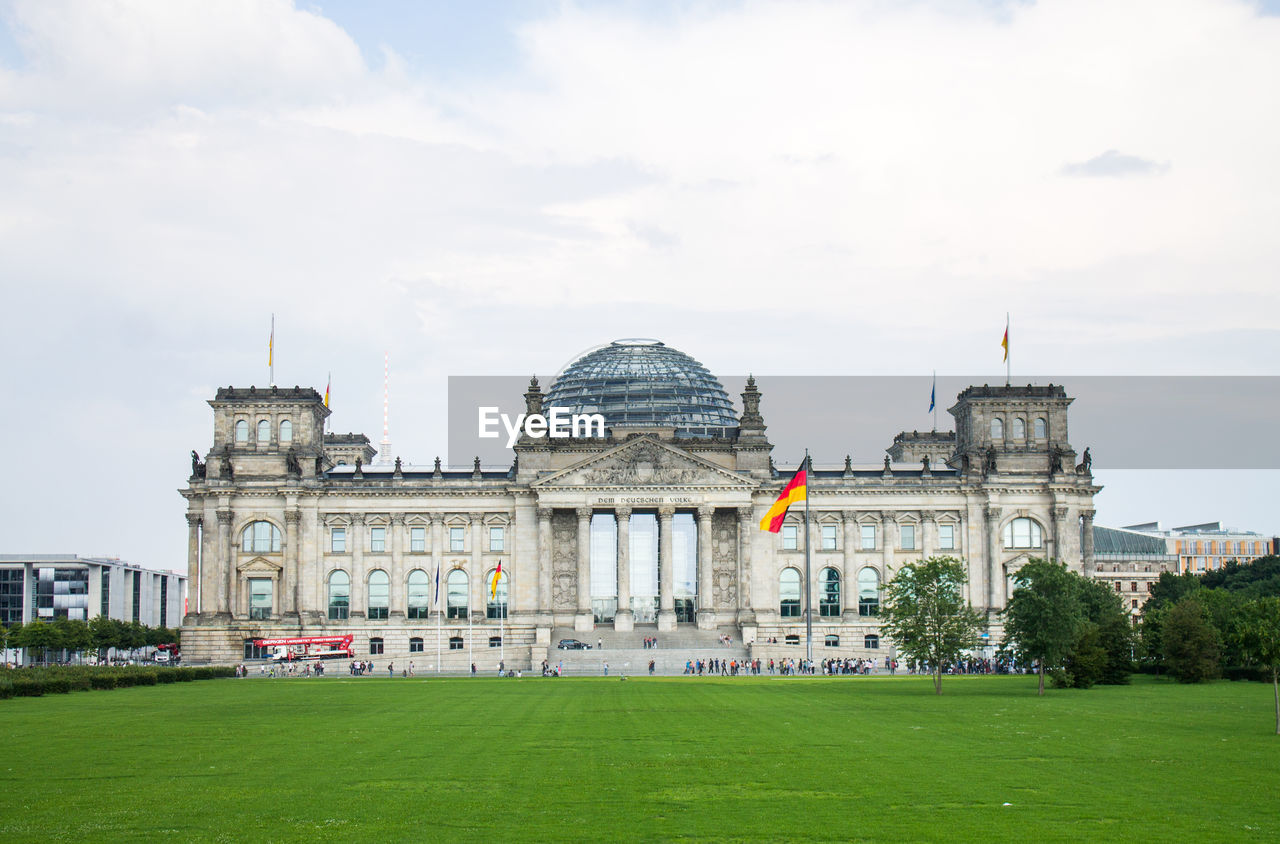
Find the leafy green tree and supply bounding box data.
[17,621,63,664]
[123,621,147,656]
[1002,558,1084,695]
[880,556,983,695]
[1071,576,1134,686]
[1,621,21,657]
[1230,597,1280,734]
[1162,596,1221,683]
[53,618,93,663]
[89,615,119,658]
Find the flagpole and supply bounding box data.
[1005,312,1011,387]
[435,564,441,674]
[931,371,937,432]
[468,596,473,676]
[804,449,813,669]
[269,313,275,387]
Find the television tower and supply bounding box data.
[378,351,393,465]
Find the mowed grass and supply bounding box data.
[1,674,1277,842]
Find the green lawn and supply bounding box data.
[1,674,1277,842]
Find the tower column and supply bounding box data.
[921,510,936,559]
[389,513,405,618]
[614,507,633,631]
[657,506,676,631]
[575,507,593,632]
[283,509,300,616]
[470,514,484,621]
[1082,509,1096,575]
[985,506,1002,612]
[537,508,553,622]
[350,514,366,619]
[1052,506,1068,563]
[696,505,716,629]
[216,508,233,616]
[736,506,756,625]
[185,513,201,619]
[841,510,858,622]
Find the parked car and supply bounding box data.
[556,639,591,650]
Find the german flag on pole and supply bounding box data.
[490,560,503,600]
[759,460,808,533]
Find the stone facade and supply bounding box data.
[180,372,1099,668]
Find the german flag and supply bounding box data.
[759,460,808,533]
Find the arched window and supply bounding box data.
[235,420,249,442]
[819,567,841,617]
[328,570,350,620]
[1002,518,1043,548]
[1012,418,1025,439]
[824,634,840,647]
[367,570,389,619]
[864,634,880,649]
[448,636,464,650]
[409,637,424,653]
[990,417,1004,439]
[858,568,880,616]
[241,521,281,553]
[279,419,292,442]
[779,568,801,618]
[487,569,508,619]
[257,419,270,442]
[447,569,468,619]
[1034,418,1046,439]
[407,570,430,619]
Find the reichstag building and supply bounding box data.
[180,339,1099,667]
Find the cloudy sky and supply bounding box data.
[2,0,1278,572]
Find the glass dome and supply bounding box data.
[545,339,739,437]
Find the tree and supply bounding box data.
[1072,576,1134,686]
[1231,597,1280,734]
[1162,596,1221,683]
[1001,558,1084,695]
[880,556,983,695]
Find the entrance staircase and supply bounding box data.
[546,626,749,676]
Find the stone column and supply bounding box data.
[614,506,633,631]
[696,504,716,629]
[350,514,366,619]
[1081,509,1096,575]
[284,509,301,616]
[216,508,233,616]
[880,511,896,580]
[1052,506,1067,564]
[921,510,935,558]
[575,507,594,632]
[185,513,201,618]
[736,507,755,622]
[537,508,553,621]
[389,513,405,618]
[428,515,443,621]
[657,506,676,631]
[470,514,484,621]
[841,510,858,622]
[985,506,1002,612]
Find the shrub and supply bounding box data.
[174,667,196,682]
[156,670,177,684]
[12,678,44,697]
[41,676,72,695]
[90,674,117,690]
[0,678,13,699]
[135,671,158,686]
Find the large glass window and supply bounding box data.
[590,513,617,623]
[407,570,430,619]
[450,527,465,552]
[899,524,916,551]
[821,524,838,550]
[819,567,841,616]
[489,526,505,552]
[248,578,272,620]
[672,513,697,623]
[630,513,659,622]
[487,570,508,619]
[858,568,880,616]
[234,420,249,442]
[279,419,292,442]
[0,568,23,625]
[861,524,876,550]
[331,527,346,553]
[939,524,955,550]
[1034,418,1047,439]
[410,527,426,552]
[242,521,282,553]
[990,418,1004,439]
[779,568,801,618]
[367,570,389,619]
[447,569,468,619]
[1012,418,1025,439]
[257,419,270,442]
[1002,518,1043,549]
[782,524,798,550]
[370,526,386,553]
[328,570,349,620]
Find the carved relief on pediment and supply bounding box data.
[574,442,716,486]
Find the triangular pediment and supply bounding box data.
[237,556,283,574]
[532,436,754,489]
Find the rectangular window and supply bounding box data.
[1115,582,1122,592]
[861,525,876,550]
[131,571,141,623]
[249,578,272,620]
[490,526,505,552]
[938,524,955,550]
[410,527,426,553]
[160,578,168,628]
[100,570,109,619]
[0,568,24,625]
[899,524,916,551]
[331,527,346,553]
[409,638,424,653]
[450,527,465,552]
[369,638,384,655]
[821,524,838,550]
[370,526,386,553]
[782,524,798,551]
